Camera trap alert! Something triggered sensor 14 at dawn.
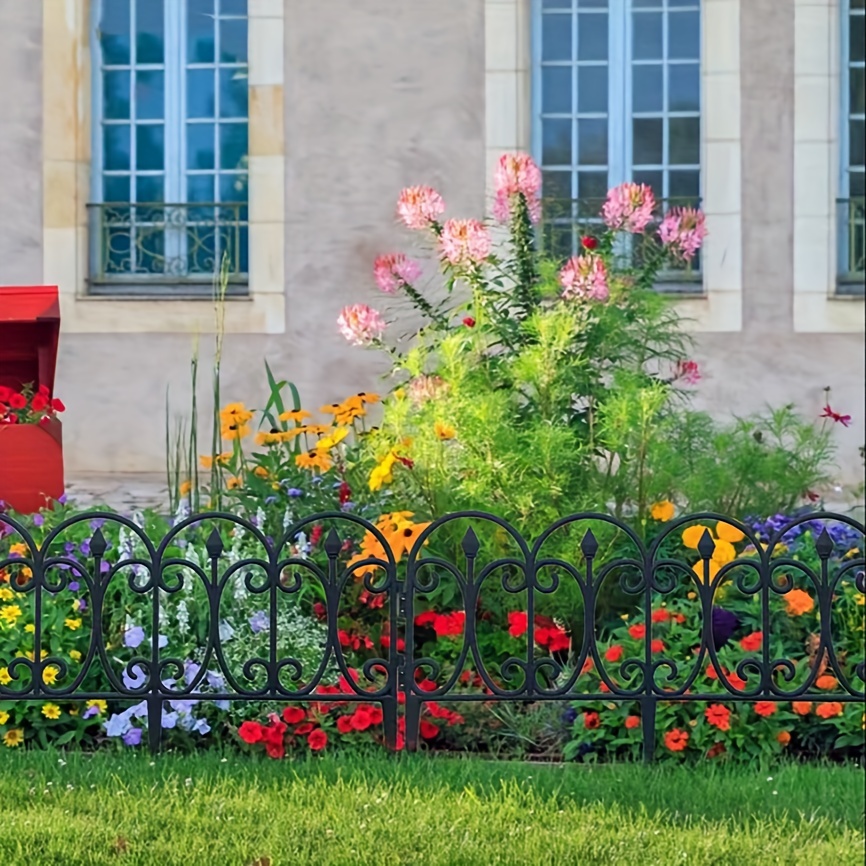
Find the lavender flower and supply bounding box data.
[161,711,178,730]
[122,665,147,690]
[184,661,202,687]
[249,610,269,634]
[122,727,143,747]
[711,607,740,649]
[68,580,80,592]
[58,493,68,505]
[32,514,44,527]
[123,626,145,649]
[83,704,101,720]
[105,711,133,737]
[287,488,303,498]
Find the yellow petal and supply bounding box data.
[682,525,712,549]
[715,522,745,543]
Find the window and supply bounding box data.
[90,0,249,294]
[534,0,701,283]
[839,0,865,292]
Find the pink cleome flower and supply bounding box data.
[396,185,446,230]
[492,152,542,224]
[601,182,656,233]
[440,218,492,267]
[373,253,423,294]
[337,304,386,347]
[559,253,609,302]
[674,359,701,385]
[658,207,708,261]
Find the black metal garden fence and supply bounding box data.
[0,509,863,761]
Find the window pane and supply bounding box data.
[219,68,249,118]
[103,71,130,120]
[220,0,247,13]
[632,64,663,112]
[136,175,164,203]
[668,170,700,202]
[632,170,663,201]
[667,11,699,60]
[542,15,572,62]
[188,174,215,202]
[136,0,164,64]
[542,223,575,260]
[578,65,607,113]
[544,0,571,7]
[135,70,164,120]
[188,69,216,118]
[219,123,248,170]
[577,170,608,201]
[188,0,216,63]
[851,16,865,63]
[577,118,607,165]
[542,66,572,114]
[104,125,131,171]
[542,118,572,164]
[633,118,663,164]
[851,171,865,197]
[577,13,607,61]
[669,117,700,164]
[632,13,662,60]
[136,124,165,170]
[851,121,865,167]
[542,170,573,201]
[669,64,700,112]
[137,229,165,274]
[188,124,216,170]
[577,0,607,8]
[220,19,248,63]
[219,174,248,210]
[851,67,865,116]
[100,0,130,65]
[103,175,130,202]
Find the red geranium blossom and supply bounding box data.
[433,611,465,637]
[625,715,640,729]
[650,639,665,654]
[507,610,528,638]
[419,720,440,740]
[350,707,374,731]
[238,720,264,744]
[294,722,314,736]
[281,706,306,725]
[604,644,624,663]
[651,608,671,623]
[705,704,731,731]
[336,715,354,734]
[308,729,328,751]
[415,611,438,628]
[628,624,646,640]
[583,711,601,730]
[739,631,763,652]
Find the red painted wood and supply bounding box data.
[0,286,64,513]
[0,422,64,514]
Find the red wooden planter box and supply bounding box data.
[0,285,64,514]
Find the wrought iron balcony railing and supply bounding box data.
[87,202,249,296]
[539,197,703,292]
[837,197,866,295]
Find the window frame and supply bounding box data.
[89,0,249,296]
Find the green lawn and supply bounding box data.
[0,751,862,865]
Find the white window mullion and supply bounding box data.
[164,2,184,275]
[611,1,628,188]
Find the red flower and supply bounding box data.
[599,681,610,693]
[31,394,48,412]
[546,628,571,653]
[820,404,852,427]
[705,704,731,732]
[583,711,600,730]
[433,611,465,637]
[312,602,326,621]
[628,624,646,640]
[50,397,65,412]
[379,634,406,652]
[307,729,328,751]
[397,456,415,469]
[415,611,438,628]
[238,720,264,744]
[462,316,476,328]
[294,722,314,736]
[419,720,440,740]
[338,481,352,504]
[336,715,354,734]
[650,639,665,654]
[672,613,686,624]
[507,611,528,638]
[368,705,384,725]
[350,707,374,731]
[739,631,763,652]
[310,524,324,546]
[338,629,351,647]
[754,701,776,717]
[651,608,671,624]
[604,644,624,663]
[706,742,726,759]
[8,393,26,410]
[727,671,747,691]
[417,678,438,692]
[815,702,842,719]
[281,706,306,725]
[664,728,689,752]
[0,386,12,403]
[265,739,285,759]
[625,715,640,729]
[805,490,820,503]
[581,235,598,250]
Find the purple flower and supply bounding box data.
[206,671,225,690]
[122,727,143,746]
[100,560,110,574]
[79,539,90,557]
[287,488,303,498]
[341,501,355,513]
[76,598,87,612]
[158,634,169,649]
[58,493,68,505]
[122,665,147,690]
[83,704,100,720]
[161,710,178,730]
[105,711,133,737]
[264,496,278,506]
[32,514,44,527]
[124,626,145,649]
[170,699,198,715]
[184,661,202,686]
[193,718,211,735]
[711,607,740,649]
[68,580,80,592]
[89,519,106,532]
[130,701,148,719]
[249,610,269,634]
[562,707,578,725]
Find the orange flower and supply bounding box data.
[815,702,842,719]
[650,500,675,522]
[664,728,689,752]
[682,525,712,549]
[777,730,791,746]
[815,674,838,690]
[625,715,640,729]
[754,701,777,717]
[691,559,721,583]
[715,522,745,543]
[792,701,812,715]
[784,589,814,616]
[628,624,646,640]
[651,608,671,624]
[705,704,731,731]
[296,450,333,473]
[739,631,763,652]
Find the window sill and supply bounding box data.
[87,279,250,300]
[834,276,866,298]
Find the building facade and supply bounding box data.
[0,0,863,492]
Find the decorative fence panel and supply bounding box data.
[0,509,863,761]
